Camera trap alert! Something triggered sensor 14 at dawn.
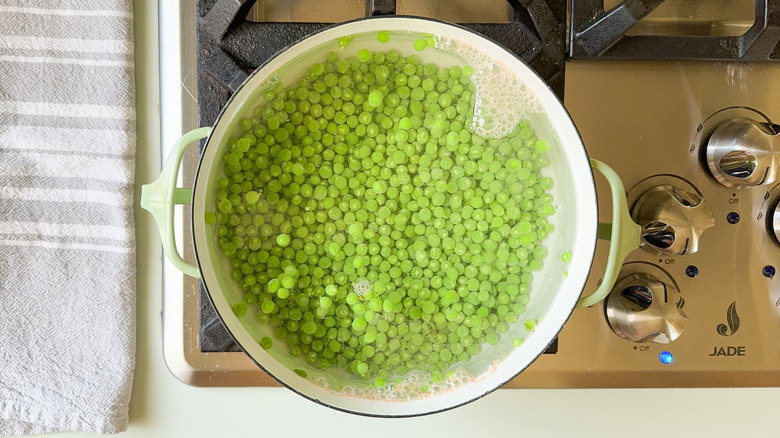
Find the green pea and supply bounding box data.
[368,90,384,107]
[357,49,372,62]
[276,234,291,247]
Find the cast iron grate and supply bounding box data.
[569,0,780,60]
[195,0,566,353]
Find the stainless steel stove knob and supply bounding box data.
[772,202,780,243]
[706,118,780,187]
[631,185,714,255]
[605,273,687,344]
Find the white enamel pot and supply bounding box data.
[141,17,641,416]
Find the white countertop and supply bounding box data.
[43,1,780,436]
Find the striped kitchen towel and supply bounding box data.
[0,0,136,435]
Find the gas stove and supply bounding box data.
[158,0,780,387]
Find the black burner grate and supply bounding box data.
[569,0,780,60]
[195,0,567,353]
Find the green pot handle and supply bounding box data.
[140,127,212,278]
[576,159,642,308]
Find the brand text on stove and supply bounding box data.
[709,346,746,357]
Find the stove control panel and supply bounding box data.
[551,64,780,388]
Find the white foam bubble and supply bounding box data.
[434,36,544,138]
[352,278,372,297]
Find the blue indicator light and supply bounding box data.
[763,265,776,279]
[726,212,740,224]
[685,265,698,278]
[659,351,674,364]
